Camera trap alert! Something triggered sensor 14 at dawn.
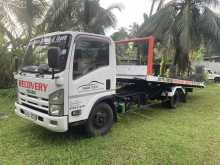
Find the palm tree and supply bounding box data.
[111,27,129,41]
[149,0,165,17]
[156,0,165,11]
[149,0,158,17]
[129,22,140,37]
[0,0,47,44]
[139,0,220,74]
[83,0,122,34]
[43,0,122,34]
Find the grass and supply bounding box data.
[1,84,220,164]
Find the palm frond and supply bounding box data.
[157,0,165,11]
[43,0,80,32]
[138,4,176,38]
[0,21,17,48]
[0,2,18,33]
[51,0,69,22]
[87,2,121,33]
[199,7,220,43]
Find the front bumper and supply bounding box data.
[15,102,68,132]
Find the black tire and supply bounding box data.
[169,92,180,108]
[181,92,187,103]
[161,99,170,107]
[162,91,180,109]
[85,102,114,136]
[214,77,220,83]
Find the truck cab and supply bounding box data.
[15,31,116,135]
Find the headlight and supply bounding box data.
[49,89,64,116]
[49,104,64,116]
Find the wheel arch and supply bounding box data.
[169,86,185,97]
[91,95,117,122]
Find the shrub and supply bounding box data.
[0,48,24,89]
[191,65,208,82]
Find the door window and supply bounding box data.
[73,37,109,79]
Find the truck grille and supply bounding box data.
[19,92,49,114]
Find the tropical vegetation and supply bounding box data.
[139,0,220,74]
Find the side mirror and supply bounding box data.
[48,47,61,68]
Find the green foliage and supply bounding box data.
[191,65,208,82]
[43,0,122,34]
[0,33,24,89]
[190,47,204,62]
[0,88,16,99]
[0,52,12,88]
[159,55,166,76]
[129,23,140,37]
[111,28,129,41]
[0,49,24,89]
[139,0,220,75]
[0,0,48,40]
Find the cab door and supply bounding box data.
[68,35,116,123]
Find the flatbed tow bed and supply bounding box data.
[115,36,204,88]
[116,73,204,88]
[114,37,204,110]
[115,69,204,112]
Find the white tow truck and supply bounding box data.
[14,31,204,136]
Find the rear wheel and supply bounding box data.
[180,91,187,103]
[85,102,114,136]
[214,77,220,83]
[162,91,180,109]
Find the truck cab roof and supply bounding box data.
[31,31,112,42]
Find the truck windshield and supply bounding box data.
[21,34,72,74]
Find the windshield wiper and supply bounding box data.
[38,64,49,74]
[21,65,39,73]
[21,64,61,76]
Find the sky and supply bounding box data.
[100,0,151,35]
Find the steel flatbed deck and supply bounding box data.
[117,74,205,88]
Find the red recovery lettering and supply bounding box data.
[18,80,48,92]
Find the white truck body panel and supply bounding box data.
[117,65,147,77]
[67,34,116,123]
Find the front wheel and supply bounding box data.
[85,102,114,136]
